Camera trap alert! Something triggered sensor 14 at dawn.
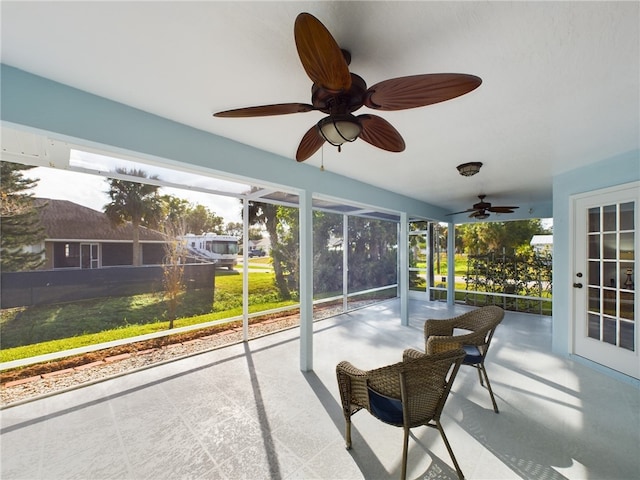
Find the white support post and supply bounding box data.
[400,212,409,326]
[242,199,249,341]
[299,189,313,372]
[447,222,455,306]
[343,214,348,312]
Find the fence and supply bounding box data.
[431,251,553,315]
[1,263,216,309]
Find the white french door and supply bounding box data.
[573,182,639,379]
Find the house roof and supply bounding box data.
[530,234,553,246]
[35,198,166,242]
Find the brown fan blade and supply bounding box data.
[294,13,351,92]
[296,125,325,162]
[214,103,315,118]
[357,114,406,152]
[488,206,519,213]
[364,73,482,111]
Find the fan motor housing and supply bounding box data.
[311,73,367,114]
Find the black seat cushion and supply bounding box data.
[463,344,483,364]
[368,388,403,424]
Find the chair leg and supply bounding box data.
[435,420,465,480]
[345,417,352,449]
[479,364,499,413]
[476,365,485,387]
[401,427,410,480]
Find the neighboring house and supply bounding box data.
[530,234,553,254]
[34,198,167,270]
[249,238,271,253]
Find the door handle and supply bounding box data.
[573,283,583,288]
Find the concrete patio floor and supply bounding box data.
[1,300,639,479]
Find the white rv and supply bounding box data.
[182,233,239,270]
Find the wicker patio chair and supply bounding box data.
[336,347,466,480]
[413,305,505,413]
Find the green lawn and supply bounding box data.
[415,253,468,276]
[0,271,297,363]
[1,256,551,363]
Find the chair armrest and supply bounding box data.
[336,361,370,414]
[336,361,367,378]
[402,348,425,361]
[451,327,491,347]
[424,318,455,337]
[426,335,463,354]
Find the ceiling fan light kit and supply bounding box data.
[317,114,361,148]
[214,12,482,162]
[457,161,483,177]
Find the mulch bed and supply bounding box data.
[1,310,300,385]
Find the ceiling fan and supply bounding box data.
[214,12,482,162]
[447,195,519,220]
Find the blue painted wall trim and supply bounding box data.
[1,64,448,220]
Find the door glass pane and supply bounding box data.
[620,321,635,351]
[81,244,90,269]
[588,287,600,312]
[603,318,617,345]
[588,207,600,232]
[620,232,634,260]
[620,202,634,230]
[603,289,616,316]
[588,313,600,339]
[588,235,600,259]
[621,262,635,290]
[603,233,616,259]
[620,291,634,320]
[603,262,617,287]
[588,261,600,285]
[603,205,617,231]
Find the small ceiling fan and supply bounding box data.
[214,12,482,162]
[447,195,519,219]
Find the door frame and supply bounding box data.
[569,181,639,377]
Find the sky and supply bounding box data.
[29,150,246,224]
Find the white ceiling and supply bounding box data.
[1,1,638,216]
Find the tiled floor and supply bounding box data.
[1,300,639,479]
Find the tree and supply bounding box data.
[457,219,547,255]
[0,161,46,271]
[160,194,189,225]
[245,198,291,299]
[104,168,163,266]
[225,222,243,237]
[161,218,187,329]
[312,211,344,294]
[184,204,224,234]
[347,217,397,290]
[275,206,300,296]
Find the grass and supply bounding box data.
[0,271,297,363]
[415,254,468,277]
[1,258,552,363]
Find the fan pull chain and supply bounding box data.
[321,145,325,171]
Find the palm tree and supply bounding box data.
[104,168,163,266]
